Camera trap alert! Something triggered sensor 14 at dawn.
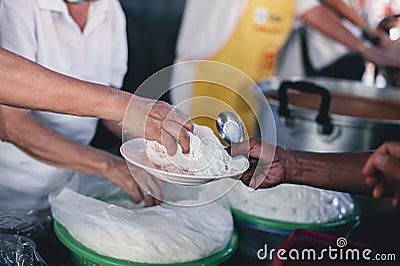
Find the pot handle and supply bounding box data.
[278,81,334,134]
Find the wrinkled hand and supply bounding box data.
[103,155,164,207]
[229,138,292,189]
[124,96,194,155]
[362,142,400,206]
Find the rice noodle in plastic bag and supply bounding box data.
[227,183,354,224]
[49,188,233,264]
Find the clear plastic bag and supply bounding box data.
[49,187,233,264]
[227,183,355,224]
[0,210,51,239]
[0,233,47,266]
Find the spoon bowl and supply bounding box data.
[216,111,246,144]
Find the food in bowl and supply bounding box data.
[146,125,247,176]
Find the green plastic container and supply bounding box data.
[231,202,361,261]
[54,221,238,266]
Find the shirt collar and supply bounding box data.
[37,0,110,14]
[37,0,66,13]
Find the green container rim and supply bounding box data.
[231,200,361,232]
[53,220,238,266]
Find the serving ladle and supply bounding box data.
[216,111,245,145]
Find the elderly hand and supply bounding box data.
[363,142,400,206]
[124,96,194,155]
[229,138,295,189]
[101,154,164,207]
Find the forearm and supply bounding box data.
[321,0,366,28]
[286,150,373,195]
[0,48,131,124]
[301,6,365,52]
[1,109,112,176]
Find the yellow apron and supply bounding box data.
[190,0,295,138]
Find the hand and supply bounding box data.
[361,44,400,68]
[229,138,295,189]
[102,155,163,207]
[124,96,194,155]
[362,142,400,206]
[364,27,392,50]
[377,15,399,33]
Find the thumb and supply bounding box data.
[229,140,251,157]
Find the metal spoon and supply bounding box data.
[216,111,245,144]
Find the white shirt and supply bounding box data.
[306,0,362,70]
[279,0,363,77]
[0,0,128,211]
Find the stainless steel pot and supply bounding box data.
[261,77,400,152]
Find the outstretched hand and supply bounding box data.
[363,142,400,206]
[229,138,293,189]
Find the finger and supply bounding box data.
[363,151,387,176]
[114,174,143,203]
[150,102,193,130]
[229,140,251,157]
[161,119,191,154]
[240,172,252,186]
[372,181,386,198]
[249,176,257,189]
[128,186,143,204]
[145,176,165,203]
[380,142,400,158]
[155,178,166,202]
[169,106,194,132]
[393,187,400,207]
[365,176,378,187]
[122,170,144,203]
[363,142,400,176]
[143,112,188,155]
[376,155,400,180]
[253,173,267,189]
[160,129,178,156]
[142,190,155,207]
[392,187,400,207]
[240,159,257,186]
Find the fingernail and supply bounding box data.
[375,154,388,166]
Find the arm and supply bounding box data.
[0,48,192,153]
[0,105,161,205]
[300,5,400,67]
[321,0,391,48]
[321,0,366,28]
[0,48,130,125]
[287,149,372,194]
[235,138,373,194]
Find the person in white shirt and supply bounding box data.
[0,0,162,211]
[279,0,399,79]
